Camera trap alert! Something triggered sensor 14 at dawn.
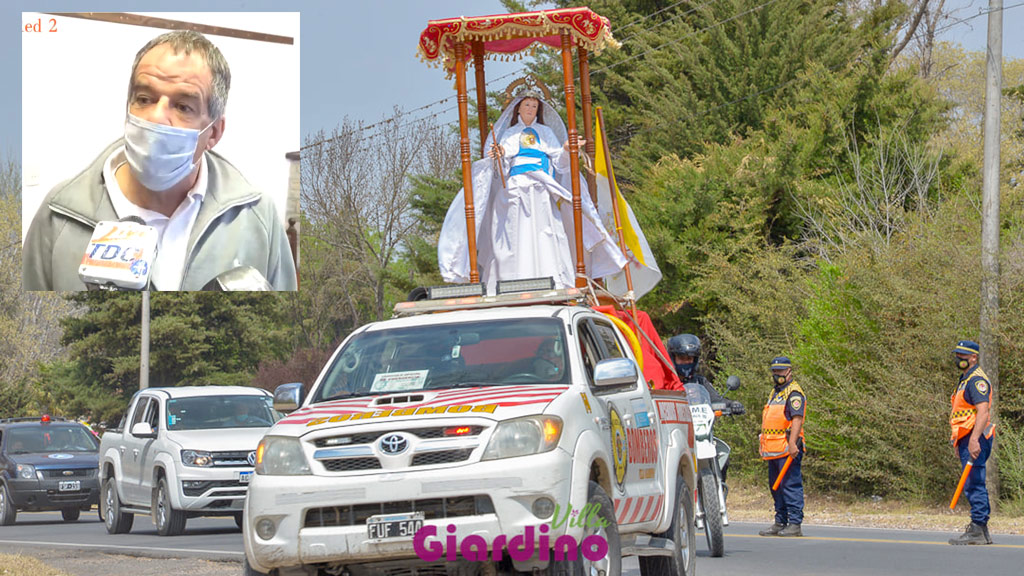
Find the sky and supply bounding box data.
[1,0,1023,161]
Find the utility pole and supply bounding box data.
[980,0,1002,500]
[140,291,150,390]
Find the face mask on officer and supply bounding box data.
[124,112,215,192]
[773,374,787,386]
[956,357,970,370]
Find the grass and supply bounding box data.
[0,554,70,576]
[726,479,1024,534]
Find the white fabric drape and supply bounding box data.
[437,95,626,291]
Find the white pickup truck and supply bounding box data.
[98,386,277,536]
[244,287,697,576]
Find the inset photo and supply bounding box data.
[22,12,300,291]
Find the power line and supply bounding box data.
[616,0,726,46]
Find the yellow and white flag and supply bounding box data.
[594,117,662,300]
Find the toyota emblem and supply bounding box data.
[247,451,257,466]
[379,433,409,455]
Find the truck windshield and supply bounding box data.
[7,425,99,454]
[166,395,281,430]
[313,318,570,402]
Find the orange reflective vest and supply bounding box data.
[760,381,805,460]
[950,366,995,443]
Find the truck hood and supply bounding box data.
[166,428,269,452]
[273,385,570,435]
[8,452,99,469]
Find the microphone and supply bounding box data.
[201,266,274,291]
[79,216,158,291]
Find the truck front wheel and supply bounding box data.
[639,474,695,576]
[154,477,187,536]
[551,481,621,576]
[101,477,134,534]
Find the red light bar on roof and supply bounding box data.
[41,414,51,423]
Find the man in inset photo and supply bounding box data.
[23,17,298,291]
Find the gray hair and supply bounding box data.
[127,30,231,120]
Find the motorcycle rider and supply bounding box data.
[667,334,745,490]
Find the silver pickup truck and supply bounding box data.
[98,386,278,535]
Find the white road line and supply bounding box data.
[0,539,243,556]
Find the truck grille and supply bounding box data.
[314,426,484,448]
[410,449,473,466]
[303,495,494,528]
[42,468,97,478]
[211,451,255,467]
[322,457,382,472]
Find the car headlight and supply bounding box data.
[16,464,37,480]
[181,450,214,467]
[255,436,310,475]
[482,416,562,461]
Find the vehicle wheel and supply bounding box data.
[243,556,270,576]
[102,477,134,534]
[61,507,81,522]
[0,483,17,526]
[154,477,187,536]
[234,511,244,530]
[639,474,696,576]
[550,481,621,576]
[699,467,724,557]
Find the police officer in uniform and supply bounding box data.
[759,356,805,537]
[948,340,995,545]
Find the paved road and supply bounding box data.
[3,512,1023,576]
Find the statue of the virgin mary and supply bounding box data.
[437,88,626,290]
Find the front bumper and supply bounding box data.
[245,447,574,573]
[175,468,253,513]
[8,478,100,511]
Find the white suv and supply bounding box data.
[98,386,279,535]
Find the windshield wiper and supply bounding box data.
[438,381,509,389]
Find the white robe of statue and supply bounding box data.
[437,94,626,291]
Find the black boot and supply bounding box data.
[759,522,786,536]
[949,522,989,545]
[982,523,993,544]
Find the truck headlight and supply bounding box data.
[482,416,562,461]
[255,436,310,475]
[17,464,37,480]
[181,450,214,467]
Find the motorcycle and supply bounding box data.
[685,375,742,558]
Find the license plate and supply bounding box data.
[58,480,80,492]
[238,471,253,484]
[367,512,424,541]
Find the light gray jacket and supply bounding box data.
[23,140,297,291]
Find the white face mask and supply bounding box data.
[124,113,214,192]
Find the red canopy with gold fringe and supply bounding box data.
[418,7,618,76]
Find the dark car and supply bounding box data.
[0,416,101,525]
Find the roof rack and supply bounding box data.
[393,287,587,317]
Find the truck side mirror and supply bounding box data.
[593,358,639,388]
[274,382,304,413]
[726,375,741,391]
[130,422,156,439]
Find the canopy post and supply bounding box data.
[578,47,597,204]
[472,41,488,153]
[561,32,586,288]
[455,42,479,283]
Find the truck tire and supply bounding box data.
[0,483,17,526]
[102,477,134,534]
[61,507,81,522]
[551,481,621,576]
[639,475,695,576]
[699,467,724,557]
[154,476,187,536]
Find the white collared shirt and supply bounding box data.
[103,147,207,290]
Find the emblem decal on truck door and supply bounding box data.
[609,407,627,486]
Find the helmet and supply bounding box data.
[667,334,701,358]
